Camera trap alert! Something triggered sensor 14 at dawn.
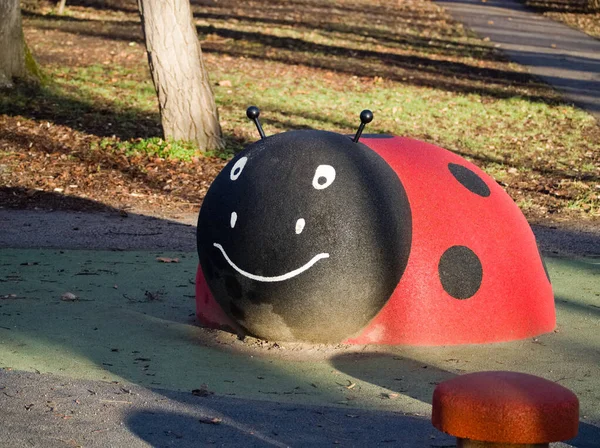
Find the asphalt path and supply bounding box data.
[436,0,600,121]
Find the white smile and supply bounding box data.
[213,243,329,283]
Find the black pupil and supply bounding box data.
[318,176,327,185]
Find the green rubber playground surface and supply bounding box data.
[0,249,599,423]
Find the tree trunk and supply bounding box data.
[0,0,28,88]
[137,0,223,152]
[57,0,67,15]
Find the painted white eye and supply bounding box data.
[312,165,336,190]
[230,157,248,181]
[230,211,237,228]
[295,218,305,234]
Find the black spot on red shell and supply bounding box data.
[448,163,490,197]
[438,246,483,299]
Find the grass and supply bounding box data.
[95,137,234,161]
[2,0,599,220]
[523,0,600,39]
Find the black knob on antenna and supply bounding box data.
[360,109,374,124]
[246,106,260,120]
[353,109,374,143]
[246,106,266,139]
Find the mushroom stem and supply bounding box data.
[458,438,549,448]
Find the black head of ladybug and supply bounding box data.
[197,107,412,343]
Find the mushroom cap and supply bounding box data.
[432,371,579,444]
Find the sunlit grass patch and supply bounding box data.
[94,137,235,161]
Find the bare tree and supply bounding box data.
[0,0,41,87]
[137,0,223,152]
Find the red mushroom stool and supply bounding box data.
[432,371,579,447]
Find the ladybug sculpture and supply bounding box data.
[195,107,554,345]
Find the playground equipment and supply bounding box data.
[195,107,555,345]
[432,371,579,447]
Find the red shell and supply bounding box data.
[195,266,239,333]
[344,136,554,345]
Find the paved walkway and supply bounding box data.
[436,0,600,121]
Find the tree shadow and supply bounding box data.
[452,148,600,186]
[556,295,600,318]
[0,186,119,213]
[22,3,571,106]
[439,0,594,14]
[125,399,443,447]
[36,0,139,14]
[533,223,600,258]
[522,0,597,14]
[1,81,161,140]
[190,10,504,62]
[28,0,499,64]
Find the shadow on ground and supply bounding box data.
[0,198,599,445]
[0,81,161,141]
[21,0,571,106]
[516,0,597,14]
[125,396,443,448]
[331,352,600,448]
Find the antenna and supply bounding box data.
[246,106,266,139]
[353,109,373,143]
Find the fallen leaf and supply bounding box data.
[199,417,222,424]
[61,292,79,301]
[144,291,162,301]
[192,384,214,397]
[380,392,399,399]
[156,257,179,263]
